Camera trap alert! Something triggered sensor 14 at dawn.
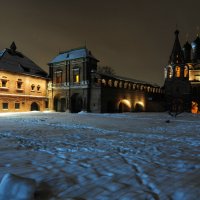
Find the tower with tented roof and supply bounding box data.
[164,30,191,112]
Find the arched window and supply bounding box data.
[164,68,167,79]
[102,79,106,86]
[17,79,23,90]
[124,82,128,89]
[175,66,181,77]
[72,67,80,83]
[108,80,112,87]
[184,66,188,77]
[114,80,118,87]
[167,66,173,78]
[31,84,35,91]
[37,85,41,91]
[128,83,132,89]
[119,81,123,88]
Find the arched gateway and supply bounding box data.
[31,102,40,111]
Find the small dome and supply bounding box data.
[183,41,192,63]
[183,41,191,50]
[192,36,200,62]
[192,36,200,49]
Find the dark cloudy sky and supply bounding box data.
[0,0,200,86]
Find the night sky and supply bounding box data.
[0,0,200,86]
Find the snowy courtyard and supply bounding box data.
[0,111,199,200]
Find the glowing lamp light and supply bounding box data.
[136,101,144,107]
[191,101,198,114]
[120,99,131,108]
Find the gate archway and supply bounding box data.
[71,93,83,113]
[118,99,131,113]
[31,102,40,111]
[135,103,144,112]
[54,95,66,112]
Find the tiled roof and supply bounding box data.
[49,47,98,64]
[0,44,48,78]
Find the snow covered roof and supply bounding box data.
[49,47,99,64]
[0,42,48,78]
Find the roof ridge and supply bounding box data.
[59,46,87,54]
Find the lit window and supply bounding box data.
[15,103,20,109]
[102,79,106,86]
[55,69,63,84]
[114,81,118,87]
[73,67,80,83]
[175,66,181,77]
[184,66,188,77]
[2,103,8,110]
[119,81,123,88]
[75,74,80,83]
[164,68,167,78]
[167,66,173,78]
[108,80,112,87]
[124,82,128,88]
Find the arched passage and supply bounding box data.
[118,99,131,113]
[107,100,116,113]
[135,102,144,112]
[31,102,40,111]
[71,93,83,113]
[54,95,66,112]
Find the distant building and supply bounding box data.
[48,47,164,113]
[0,42,48,112]
[164,30,200,113]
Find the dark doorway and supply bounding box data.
[107,101,115,113]
[54,96,59,111]
[135,103,144,112]
[170,98,184,113]
[31,102,40,111]
[60,98,66,112]
[54,96,66,112]
[71,93,83,113]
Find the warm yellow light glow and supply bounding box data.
[120,99,131,108]
[136,101,144,107]
[76,75,79,83]
[175,66,181,77]
[167,66,173,78]
[191,101,198,114]
[184,66,188,77]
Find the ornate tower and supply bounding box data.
[164,30,191,112]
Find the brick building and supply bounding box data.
[0,42,48,112]
[48,47,164,113]
[164,30,200,113]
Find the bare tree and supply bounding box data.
[97,66,115,76]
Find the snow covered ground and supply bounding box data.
[0,111,199,200]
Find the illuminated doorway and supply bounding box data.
[135,103,144,112]
[119,99,131,112]
[191,101,198,114]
